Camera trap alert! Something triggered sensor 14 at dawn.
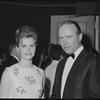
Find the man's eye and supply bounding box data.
[59,37,63,40]
[30,45,35,47]
[67,36,72,39]
[68,36,71,38]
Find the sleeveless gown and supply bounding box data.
[5,63,44,98]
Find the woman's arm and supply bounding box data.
[0,69,11,98]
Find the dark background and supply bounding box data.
[0,2,76,56]
[0,1,100,56]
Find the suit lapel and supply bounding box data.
[55,57,68,98]
[63,49,87,98]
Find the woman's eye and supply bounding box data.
[22,45,26,47]
[31,45,35,47]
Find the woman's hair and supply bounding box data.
[15,25,38,46]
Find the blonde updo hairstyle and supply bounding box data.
[15,25,38,47]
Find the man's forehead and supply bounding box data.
[59,24,77,35]
[60,24,76,30]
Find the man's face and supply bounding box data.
[58,24,82,54]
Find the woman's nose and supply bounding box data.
[27,47,31,52]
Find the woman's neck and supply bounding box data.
[18,59,33,68]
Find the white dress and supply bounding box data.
[5,63,44,98]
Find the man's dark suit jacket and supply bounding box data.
[50,49,100,99]
[0,55,18,80]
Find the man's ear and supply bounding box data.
[16,46,19,52]
[79,33,83,42]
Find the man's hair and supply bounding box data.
[9,44,16,52]
[49,44,64,60]
[10,44,20,60]
[60,20,81,34]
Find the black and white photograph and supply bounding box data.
[0,1,100,99]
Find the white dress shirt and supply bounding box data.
[61,45,84,98]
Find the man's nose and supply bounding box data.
[63,39,68,45]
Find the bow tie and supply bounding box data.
[65,53,75,59]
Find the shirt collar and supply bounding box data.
[11,54,19,62]
[74,45,84,59]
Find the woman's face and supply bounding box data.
[17,37,36,61]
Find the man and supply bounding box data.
[50,20,100,99]
[0,44,20,80]
[4,44,20,67]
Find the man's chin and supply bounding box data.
[64,50,72,54]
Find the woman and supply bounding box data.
[0,25,45,98]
